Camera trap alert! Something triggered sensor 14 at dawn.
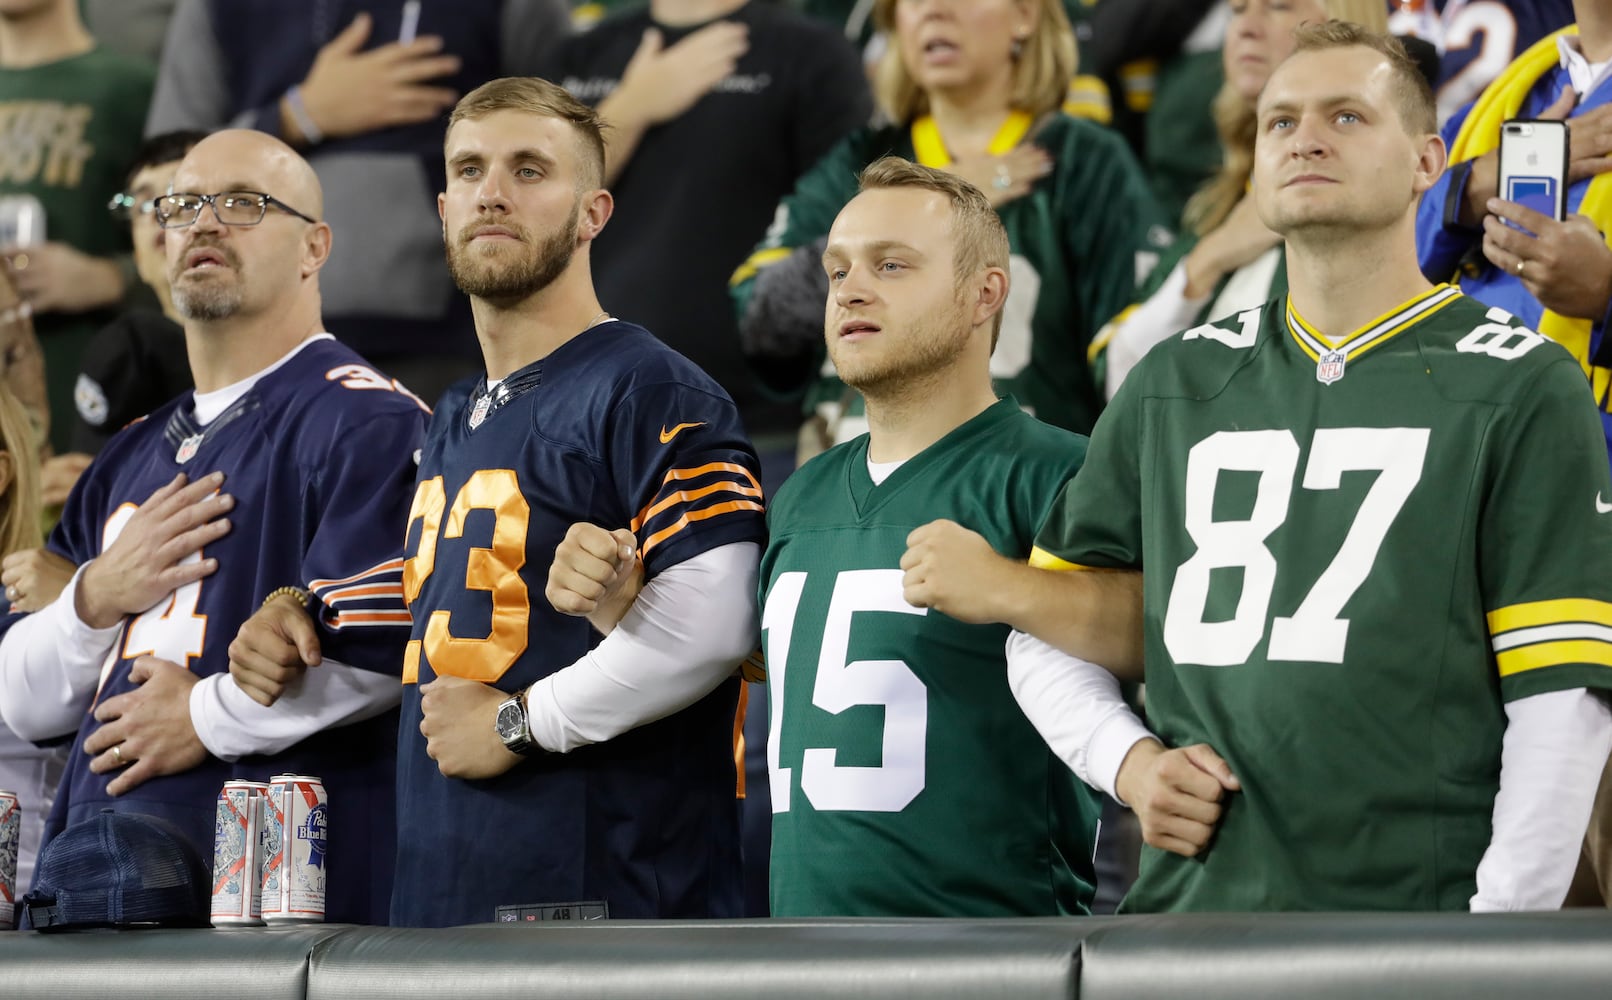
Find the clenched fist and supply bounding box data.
[545,522,644,634]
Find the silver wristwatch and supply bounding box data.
[494,687,536,756]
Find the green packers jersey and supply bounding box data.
[762,399,1101,917]
[1034,286,1612,913]
[733,113,1169,442]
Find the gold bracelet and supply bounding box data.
[262,586,312,610]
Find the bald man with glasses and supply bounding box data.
[0,130,427,924]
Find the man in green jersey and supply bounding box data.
[904,22,1612,912]
[548,156,1171,916]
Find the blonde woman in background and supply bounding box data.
[0,266,74,616]
[0,373,67,906]
[732,0,1168,461]
[1094,0,1388,397]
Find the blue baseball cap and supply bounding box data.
[19,811,209,931]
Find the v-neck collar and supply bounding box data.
[1285,284,1459,365]
[844,398,1019,518]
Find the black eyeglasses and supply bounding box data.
[155,191,319,229]
[107,192,161,221]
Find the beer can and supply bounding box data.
[0,789,19,930]
[210,780,267,926]
[0,194,45,248]
[261,774,326,923]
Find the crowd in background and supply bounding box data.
[0,0,1609,921]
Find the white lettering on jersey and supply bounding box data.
[1183,306,1261,350]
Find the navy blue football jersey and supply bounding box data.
[392,321,766,928]
[1392,0,1574,121]
[37,337,427,925]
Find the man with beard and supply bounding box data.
[0,129,426,923]
[548,157,1173,916]
[380,77,765,927]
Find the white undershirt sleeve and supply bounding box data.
[0,564,124,742]
[524,542,760,754]
[189,657,402,761]
[1005,629,1155,801]
[1471,687,1612,911]
[1103,263,1208,401]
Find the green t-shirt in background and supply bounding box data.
[0,46,155,452]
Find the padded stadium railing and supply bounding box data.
[3,912,1611,999]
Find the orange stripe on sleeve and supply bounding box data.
[323,583,406,604]
[630,462,764,533]
[329,610,415,627]
[310,558,405,592]
[641,500,765,559]
[631,479,765,534]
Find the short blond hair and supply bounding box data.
[858,156,1010,344]
[1289,21,1437,137]
[871,0,1076,124]
[447,77,608,189]
[0,384,41,559]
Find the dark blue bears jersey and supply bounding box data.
[392,321,766,928]
[39,337,426,925]
[1394,0,1575,122]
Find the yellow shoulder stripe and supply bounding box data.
[1488,598,1612,635]
[1496,639,1612,678]
[1029,547,1090,572]
[730,246,793,288]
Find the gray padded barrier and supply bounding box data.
[1077,911,1612,1000]
[5,913,1612,999]
[304,918,1089,1000]
[0,923,356,1000]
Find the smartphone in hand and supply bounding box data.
[1498,119,1568,235]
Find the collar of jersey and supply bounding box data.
[846,396,1019,514]
[466,364,543,431]
[1285,283,1460,363]
[910,110,1034,168]
[165,390,261,458]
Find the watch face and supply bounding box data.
[496,698,525,741]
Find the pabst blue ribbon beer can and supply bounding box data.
[0,789,19,930]
[261,774,327,923]
[211,780,267,926]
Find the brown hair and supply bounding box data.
[858,156,1010,344]
[870,0,1077,125]
[0,383,41,559]
[447,77,609,189]
[1184,1,1393,236]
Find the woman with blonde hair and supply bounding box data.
[0,368,64,910]
[733,0,1166,459]
[1094,0,1388,397]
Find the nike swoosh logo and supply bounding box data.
[1598,492,1612,514]
[659,421,705,444]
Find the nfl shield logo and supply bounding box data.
[1316,350,1347,385]
[175,433,204,463]
[468,393,492,429]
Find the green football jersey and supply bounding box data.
[732,113,1170,440]
[1033,285,1612,912]
[762,399,1101,917]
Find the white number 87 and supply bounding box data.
[1164,427,1430,666]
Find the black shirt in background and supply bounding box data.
[544,1,871,437]
[72,309,192,455]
